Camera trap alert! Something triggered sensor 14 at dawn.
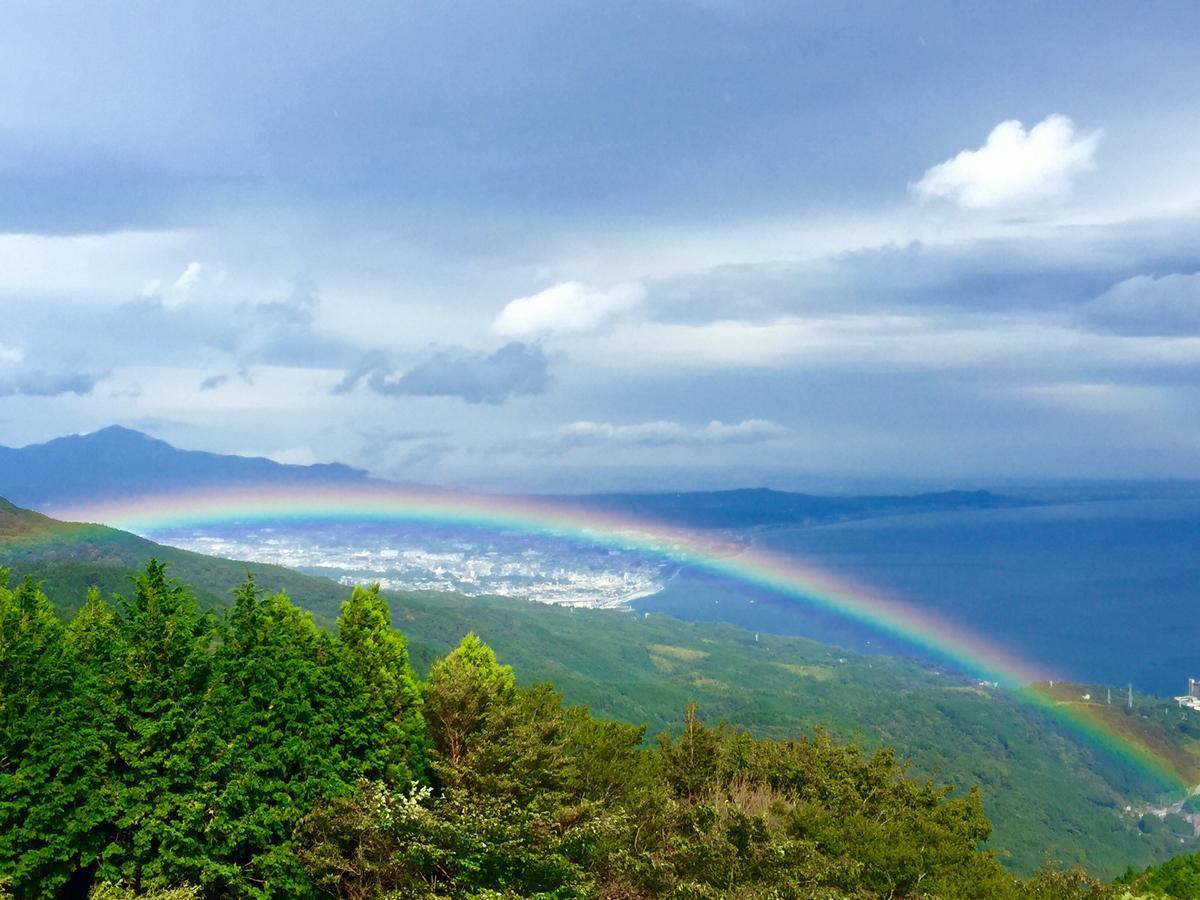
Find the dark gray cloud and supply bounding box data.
[242,277,319,328]
[335,343,551,405]
[0,370,99,398]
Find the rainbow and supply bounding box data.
[53,483,1191,791]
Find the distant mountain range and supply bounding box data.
[0,426,1033,526]
[0,426,370,510]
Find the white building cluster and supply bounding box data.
[163,526,666,610]
[1175,678,1200,712]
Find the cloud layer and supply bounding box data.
[5,4,1200,486]
[540,418,789,451]
[1085,272,1200,336]
[335,343,551,405]
[0,370,98,398]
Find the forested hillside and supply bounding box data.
[0,497,354,617]
[3,499,1200,879]
[4,563,1190,899]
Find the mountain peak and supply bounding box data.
[86,424,157,440]
[78,425,170,448]
[0,426,371,509]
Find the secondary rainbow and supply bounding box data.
[54,483,1191,790]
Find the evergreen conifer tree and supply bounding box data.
[333,584,425,786]
[104,561,215,890]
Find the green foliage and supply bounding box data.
[1117,848,1200,898]
[302,680,1125,899]
[186,575,359,894]
[0,576,78,895]
[0,501,343,620]
[1014,864,1115,899]
[89,884,201,900]
[0,563,426,898]
[8,502,1199,877]
[8,561,1200,898]
[99,560,217,891]
[335,583,427,784]
[388,591,1200,878]
[424,632,518,788]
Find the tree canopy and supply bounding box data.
[0,563,1188,898]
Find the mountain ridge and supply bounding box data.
[0,425,371,509]
[2,426,1035,528]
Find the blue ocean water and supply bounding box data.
[634,498,1200,696]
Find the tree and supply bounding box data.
[189,576,361,896]
[658,702,724,802]
[334,584,426,786]
[101,561,215,890]
[0,576,75,895]
[423,632,516,786]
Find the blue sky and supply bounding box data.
[2,1,1200,490]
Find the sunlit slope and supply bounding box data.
[0,496,351,615]
[2,494,1198,876]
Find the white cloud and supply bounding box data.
[0,230,198,299]
[493,281,645,337]
[912,115,1100,209]
[172,261,204,293]
[144,260,228,309]
[543,418,789,450]
[0,343,23,365]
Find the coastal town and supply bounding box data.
[158,524,668,609]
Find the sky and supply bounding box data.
[2,0,1200,492]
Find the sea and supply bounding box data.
[150,495,1200,697]
[635,498,1200,696]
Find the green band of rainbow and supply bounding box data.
[53,483,1190,790]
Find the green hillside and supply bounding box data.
[0,567,1126,899]
[0,497,353,618]
[3,497,1199,878]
